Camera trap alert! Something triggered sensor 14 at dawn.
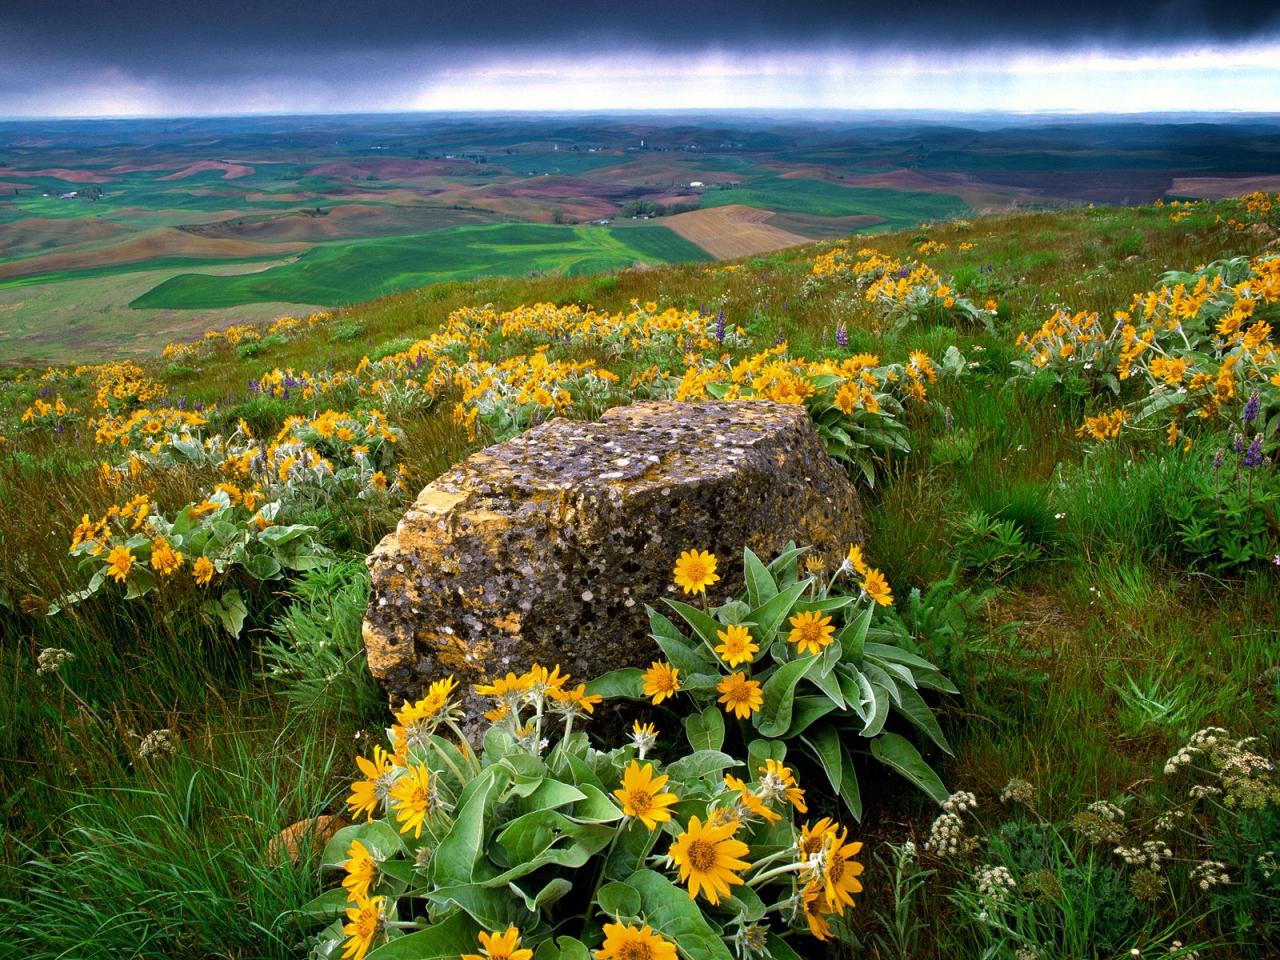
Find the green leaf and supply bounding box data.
[743,547,778,608]
[569,783,623,824]
[765,934,806,960]
[783,696,836,738]
[244,552,282,580]
[747,738,786,771]
[586,667,644,699]
[887,681,953,756]
[800,723,843,794]
[861,683,891,737]
[836,666,875,724]
[685,706,725,752]
[665,750,739,782]
[838,603,873,661]
[597,880,642,920]
[297,886,350,920]
[430,767,498,887]
[203,587,248,637]
[425,883,529,931]
[321,820,404,869]
[363,911,481,960]
[647,606,716,675]
[807,663,845,709]
[749,579,812,647]
[523,778,588,812]
[756,655,817,737]
[534,937,592,960]
[509,876,573,912]
[870,732,949,805]
[839,743,863,821]
[604,819,660,882]
[765,544,808,583]
[627,869,734,960]
[665,599,727,652]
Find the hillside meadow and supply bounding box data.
[1,194,1278,959]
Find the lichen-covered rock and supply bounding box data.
[363,400,863,721]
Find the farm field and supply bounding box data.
[130,222,711,309]
[3,189,1279,959]
[4,113,1280,363]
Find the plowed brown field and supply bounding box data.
[662,204,811,259]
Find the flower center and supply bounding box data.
[688,838,718,871]
[627,789,653,814]
[727,678,750,700]
[684,560,708,582]
[618,942,653,960]
[828,854,845,883]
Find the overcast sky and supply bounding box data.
[2,0,1278,117]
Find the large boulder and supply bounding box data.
[363,400,863,720]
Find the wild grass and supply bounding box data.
[1,198,1277,958]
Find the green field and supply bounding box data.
[131,222,711,309]
[701,175,970,228]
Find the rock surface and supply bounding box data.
[363,400,863,719]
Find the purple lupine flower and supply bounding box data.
[775,330,785,346]
[1242,434,1265,468]
[896,267,910,279]
[783,299,790,311]
[1244,390,1261,425]
[714,308,726,343]
[835,324,848,348]
[1233,432,1245,455]
[1213,447,1226,472]
[698,303,707,316]
[249,379,259,394]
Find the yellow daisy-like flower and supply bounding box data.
[787,610,835,656]
[612,761,679,830]
[759,758,807,813]
[642,661,681,705]
[822,828,866,912]
[347,745,397,822]
[341,894,384,960]
[861,568,893,607]
[473,671,534,700]
[549,682,604,715]
[525,663,570,696]
[388,763,433,838]
[341,839,378,903]
[595,922,678,960]
[668,815,752,905]
[801,880,836,941]
[723,774,781,825]
[673,548,720,595]
[714,624,759,667]
[797,817,839,860]
[846,544,869,577]
[105,544,134,583]
[462,926,533,960]
[192,555,215,587]
[717,672,763,719]
[149,537,184,577]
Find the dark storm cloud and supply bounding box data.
[4,0,1280,70]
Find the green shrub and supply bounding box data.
[1166,441,1280,574]
[262,559,384,723]
[598,545,957,818]
[952,510,1043,582]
